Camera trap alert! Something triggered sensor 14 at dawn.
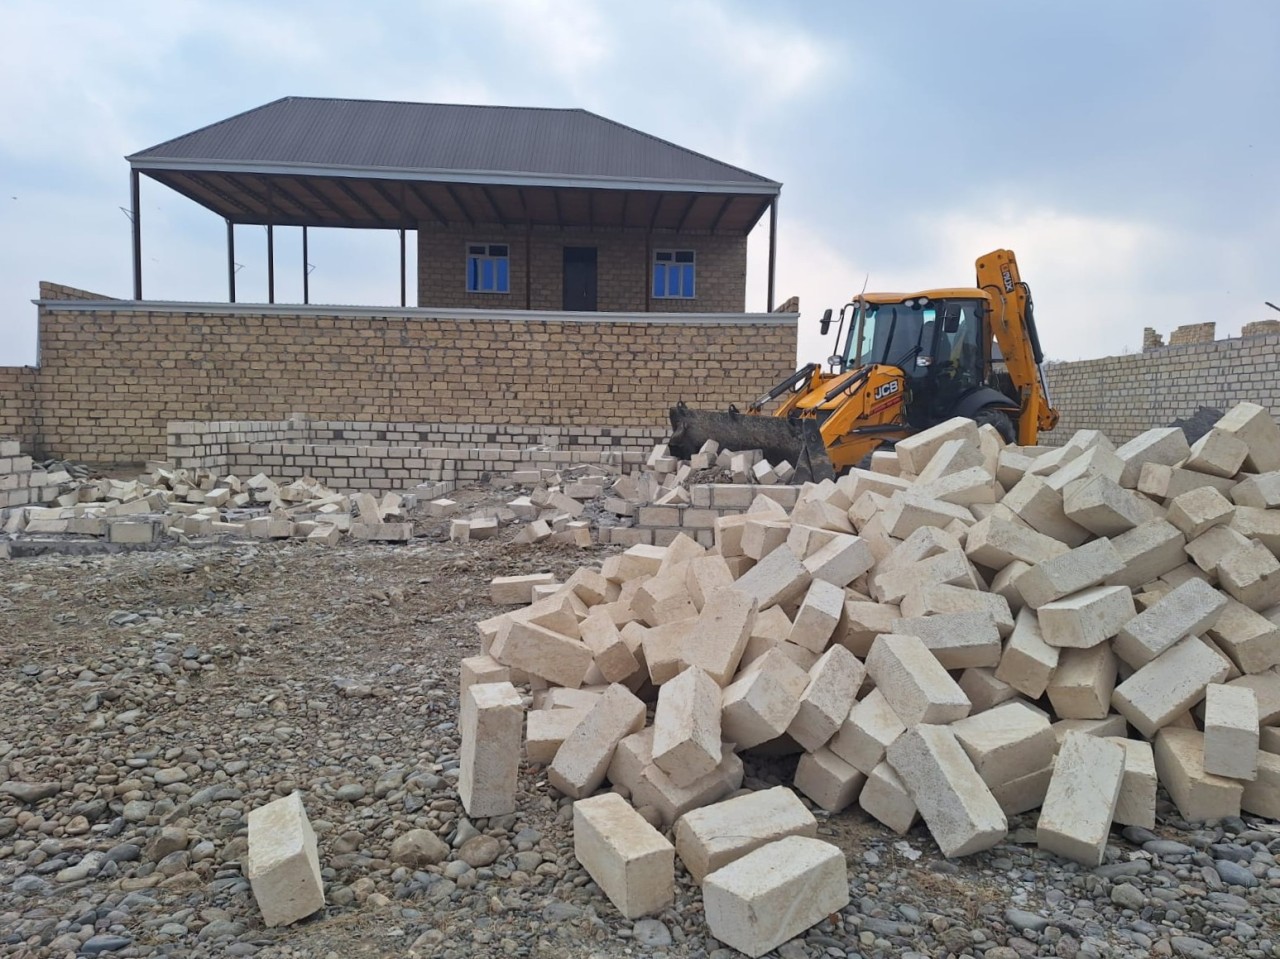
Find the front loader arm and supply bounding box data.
[975,249,1060,444]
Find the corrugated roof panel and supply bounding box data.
[129,97,777,189]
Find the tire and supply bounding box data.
[973,407,1016,444]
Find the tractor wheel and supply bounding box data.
[973,407,1017,444]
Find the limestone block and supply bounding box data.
[653,667,722,788]
[610,544,668,582]
[1262,726,1280,755]
[787,579,846,653]
[1113,637,1230,738]
[549,684,646,799]
[683,587,758,685]
[1051,715,1129,747]
[991,559,1032,612]
[787,645,865,752]
[802,533,875,587]
[913,465,999,507]
[891,611,1003,669]
[965,516,1069,570]
[459,682,524,817]
[1108,738,1157,830]
[674,786,816,883]
[867,634,971,726]
[836,601,902,658]
[1140,462,1240,503]
[721,648,811,749]
[794,747,867,812]
[1047,644,1117,719]
[1202,683,1259,781]
[990,765,1054,816]
[685,555,735,611]
[958,667,1019,713]
[733,544,812,610]
[880,491,975,538]
[1214,401,1280,473]
[894,416,980,474]
[634,572,699,627]
[874,550,977,605]
[951,701,1056,788]
[742,518,792,560]
[1218,540,1280,611]
[1002,474,1090,546]
[1036,732,1125,867]
[1038,585,1135,649]
[1167,486,1236,540]
[1231,471,1280,509]
[1228,669,1280,724]
[1242,753,1280,819]
[490,573,557,605]
[573,793,674,919]
[1153,727,1243,821]
[1186,428,1250,478]
[1017,539,1126,611]
[1114,427,1191,488]
[1063,474,1150,537]
[1106,520,1187,589]
[1042,444,1125,493]
[858,761,919,834]
[886,725,1007,858]
[996,607,1060,698]
[900,583,1014,637]
[829,688,906,774]
[459,654,510,694]
[580,607,641,683]
[641,621,693,685]
[1231,506,1280,557]
[703,836,850,959]
[1206,599,1280,674]
[1184,526,1242,577]
[1114,577,1227,668]
[491,620,593,689]
[245,793,325,927]
[526,707,589,764]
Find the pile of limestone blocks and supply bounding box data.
[1,462,415,550]
[449,401,1280,955]
[0,438,76,509]
[437,465,616,547]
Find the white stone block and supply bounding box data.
[1153,727,1243,821]
[1106,520,1187,589]
[802,533,875,587]
[1016,538,1126,610]
[459,682,524,817]
[573,793,674,918]
[1047,644,1117,720]
[1214,402,1280,473]
[246,793,325,927]
[549,684,647,799]
[1036,732,1125,867]
[995,607,1060,698]
[866,634,971,726]
[526,707,589,764]
[829,688,905,774]
[683,587,758,685]
[1202,683,1259,781]
[858,761,918,835]
[794,747,866,812]
[674,786,817,883]
[703,836,850,959]
[1113,637,1231,738]
[733,544,812,609]
[653,667,723,788]
[1242,753,1280,820]
[891,611,1003,670]
[787,579,846,653]
[951,701,1056,788]
[1109,738,1157,830]
[788,645,865,752]
[1114,427,1191,488]
[721,648,811,749]
[1038,585,1135,649]
[1114,577,1228,668]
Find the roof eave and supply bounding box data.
[126,156,782,196]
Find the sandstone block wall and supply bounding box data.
[0,285,793,464]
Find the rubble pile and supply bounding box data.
[456,401,1280,955]
[0,461,415,552]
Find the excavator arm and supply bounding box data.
[975,249,1060,445]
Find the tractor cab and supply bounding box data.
[835,289,992,428]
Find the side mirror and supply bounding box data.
[818,308,833,336]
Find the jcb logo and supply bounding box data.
[873,380,900,400]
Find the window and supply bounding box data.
[466,243,510,293]
[652,250,695,299]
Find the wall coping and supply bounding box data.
[34,298,799,327]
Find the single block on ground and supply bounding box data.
[246,792,325,927]
[674,785,817,883]
[573,792,674,919]
[1036,732,1125,867]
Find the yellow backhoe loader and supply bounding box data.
[669,249,1059,482]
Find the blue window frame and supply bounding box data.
[653,249,695,299]
[466,243,510,293]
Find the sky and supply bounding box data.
[1,0,1277,369]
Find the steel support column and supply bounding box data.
[226,220,236,302]
[302,226,309,304]
[130,169,142,299]
[767,197,778,313]
[399,229,406,307]
[267,225,275,304]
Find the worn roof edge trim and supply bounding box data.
[34,299,798,325]
[127,157,782,195]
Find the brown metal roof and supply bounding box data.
[129,97,779,193]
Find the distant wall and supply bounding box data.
[0,366,37,452]
[1044,331,1280,443]
[14,284,795,465]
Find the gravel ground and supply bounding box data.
[2,488,1280,959]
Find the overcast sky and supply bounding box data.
[2,0,1277,368]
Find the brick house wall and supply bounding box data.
[418,225,747,313]
[1,290,794,464]
[0,366,37,450]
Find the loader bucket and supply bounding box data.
[668,405,835,484]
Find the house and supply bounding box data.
[126,97,783,313]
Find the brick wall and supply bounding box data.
[418,225,747,313]
[17,292,794,464]
[0,367,37,451]
[1044,331,1280,444]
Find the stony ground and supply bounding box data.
[2,488,1280,959]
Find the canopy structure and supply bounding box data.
[127,97,783,308]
